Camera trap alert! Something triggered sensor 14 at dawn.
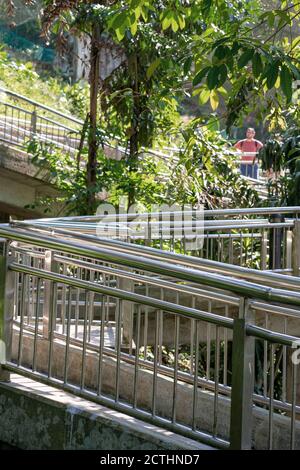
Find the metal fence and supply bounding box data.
[0,87,82,153]
[1,221,300,449]
[20,206,300,272]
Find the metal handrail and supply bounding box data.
[0,87,83,126]
[53,253,239,305]
[10,221,300,290]
[246,323,300,346]
[10,262,234,328]
[2,224,300,307]
[0,117,78,154]
[23,206,300,224]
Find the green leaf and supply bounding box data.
[202,0,213,15]
[111,11,128,31]
[217,64,227,86]
[162,16,172,30]
[184,57,193,76]
[115,28,125,41]
[193,66,210,86]
[130,0,142,8]
[232,41,240,54]
[280,65,292,101]
[267,12,275,28]
[198,88,211,104]
[288,62,300,80]
[252,52,263,78]
[200,27,215,39]
[146,58,161,79]
[177,14,186,29]
[218,86,227,97]
[52,21,60,35]
[214,45,227,60]
[206,117,220,132]
[130,21,138,35]
[266,62,279,89]
[135,6,142,19]
[141,6,148,22]
[207,66,219,90]
[171,18,179,33]
[292,36,300,50]
[238,49,254,69]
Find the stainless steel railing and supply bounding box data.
[16,206,300,272]
[1,221,300,449]
[0,87,82,153]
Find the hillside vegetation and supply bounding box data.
[0,45,88,119]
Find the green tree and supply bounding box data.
[7,0,300,213]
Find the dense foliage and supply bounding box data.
[6,0,300,214]
[0,46,88,118]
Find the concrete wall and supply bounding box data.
[0,144,62,218]
[0,374,212,450]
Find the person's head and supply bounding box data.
[246,128,256,139]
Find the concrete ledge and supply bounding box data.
[0,374,214,450]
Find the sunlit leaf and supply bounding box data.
[146,58,161,79]
[210,90,219,110]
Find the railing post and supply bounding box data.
[0,241,15,382]
[260,229,267,270]
[30,108,37,137]
[118,273,134,351]
[292,219,300,277]
[229,298,255,449]
[43,250,55,338]
[285,229,293,271]
[269,213,284,270]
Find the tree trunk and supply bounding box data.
[87,22,101,214]
[128,53,140,209]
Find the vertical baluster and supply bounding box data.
[290,360,297,450]
[133,304,141,409]
[223,305,229,385]
[97,293,106,396]
[172,315,180,423]
[152,309,160,416]
[17,273,26,367]
[190,296,196,375]
[143,284,149,360]
[213,326,220,437]
[158,288,164,365]
[63,286,72,385]
[32,277,41,372]
[75,267,81,339]
[192,321,200,430]
[206,301,212,381]
[268,343,275,450]
[0,245,15,382]
[282,317,287,402]
[48,282,57,379]
[115,298,122,403]
[81,289,89,391]
[263,315,269,397]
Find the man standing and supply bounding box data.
[234,128,263,179]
